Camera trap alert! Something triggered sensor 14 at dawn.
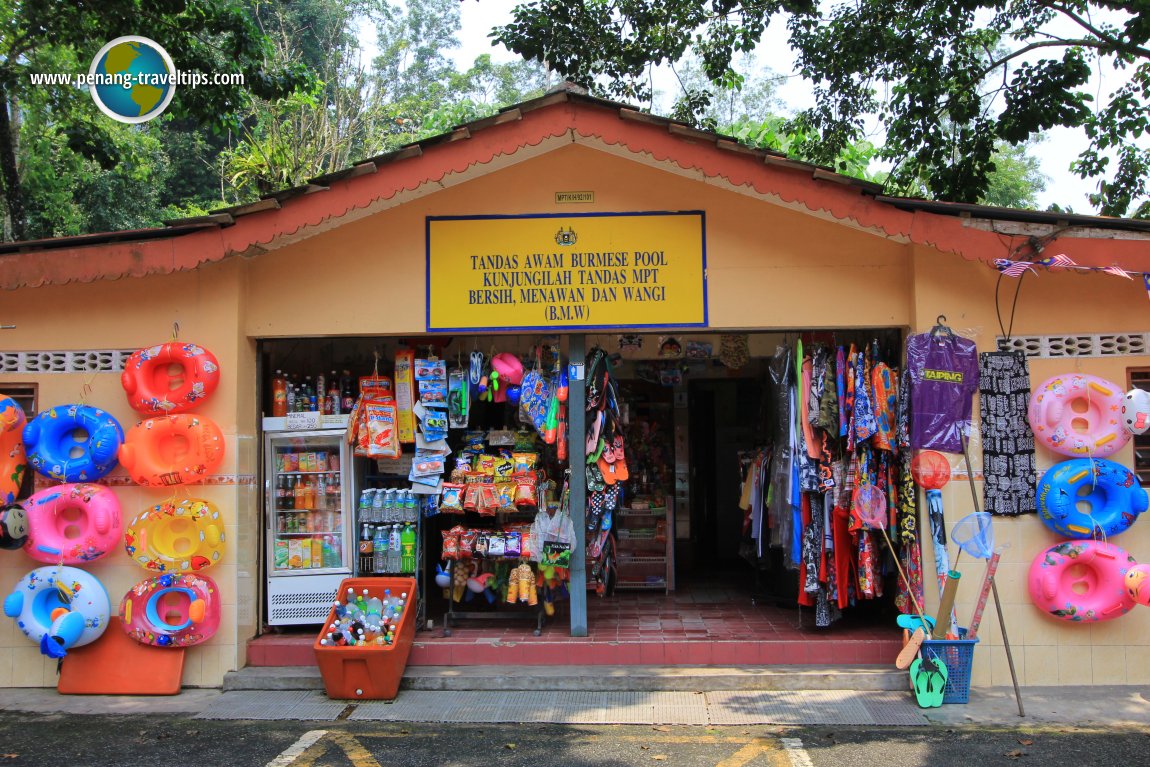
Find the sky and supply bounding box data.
[438,0,1144,215]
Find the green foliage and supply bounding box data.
[497,1,1150,216]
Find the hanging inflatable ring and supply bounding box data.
[120,572,220,647]
[23,404,124,482]
[1037,458,1148,538]
[1028,373,1129,458]
[3,565,110,657]
[23,483,123,564]
[122,342,221,415]
[124,498,225,572]
[118,414,225,486]
[1028,540,1136,623]
[0,395,28,504]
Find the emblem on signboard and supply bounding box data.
[555,227,577,246]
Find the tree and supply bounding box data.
[494,1,1150,217]
[0,0,308,240]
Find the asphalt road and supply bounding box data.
[0,715,1147,767]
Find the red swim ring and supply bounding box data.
[122,342,220,415]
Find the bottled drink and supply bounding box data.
[275,474,285,510]
[358,489,372,525]
[388,525,402,574]
[316,372,325,412]
[328,476,339,511]
[272,370,288,417]
[328,372,340,415]
[304,376,314,403]
[286,382,296,413]
[359,523,373,557]
[341,370,355,413]
[284,475,296,510]
[373,525,387,573]
[293,475,306,510]
[316,474,327,511]
[403,490,417,523]
[330,534,342,568]
[371,488,385,523]
[400,523,416,573]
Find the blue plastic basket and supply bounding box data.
[921,628,979,704]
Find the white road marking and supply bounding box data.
[781,737,815,767]
[265,729,328,767]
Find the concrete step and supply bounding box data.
[223,664,906,693]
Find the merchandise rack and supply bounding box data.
[442,559,546,637]
[614,499,674,592]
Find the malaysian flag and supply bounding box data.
[1036,253,1077,269]
[994,259,1036,277]
[1102,265,1134,279]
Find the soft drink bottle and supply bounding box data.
[400,523,416,573]
[328,371,340,415]
[316,372,325,410]
[272,370,288,417]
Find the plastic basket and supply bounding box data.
[921,627,979,704]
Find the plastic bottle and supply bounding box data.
[373,524,387,573]
[388,524,402,574]
[358,489,372,524]
[400,523,416,573]
[402,490,416,523]
[360,523,373,561]
[286,382,296,413]
[328,372,341,415]
[316,474,327,512]
[316,372,325,412]
[272,370,288,417]
[371,488,385,523]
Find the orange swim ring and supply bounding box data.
[118,414,225,487]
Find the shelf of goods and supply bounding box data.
[615,498,673,592]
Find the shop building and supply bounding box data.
[2,88,1149,690]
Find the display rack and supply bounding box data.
[442,557,546,637]
[355,468,426,628]
[615,497,674,592]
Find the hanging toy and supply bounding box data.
[434,564,451,590]
[506,385,522,404]
[557,366,569,403]
[469,351,485,387]
[1123,388,1150,435]
[557,404,568,462]
[543,396,560,445]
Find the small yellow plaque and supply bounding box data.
[555,191,595,204]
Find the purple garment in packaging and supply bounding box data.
[906,332,980,453]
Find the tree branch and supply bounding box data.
[1040,2,1150,59]
[973,38,1095,81]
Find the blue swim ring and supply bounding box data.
[23,404,124,482]
[3,565,110,657]
[1037,458,1148,538]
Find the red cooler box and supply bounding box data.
[313,577,417,700]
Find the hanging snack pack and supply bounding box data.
[348,374,400,459]
[394,348,417,444]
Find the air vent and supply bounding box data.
[997,333,1150,358]
[0,349,136,374]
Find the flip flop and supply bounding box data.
[895,627,925,670]
[910,657,948,708]
[896,614,936,634]
[909,658,932,708]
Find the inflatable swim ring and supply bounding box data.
[0,503,29,550]
[3,565,110,657]
[0,395,28,504]
[119,572,220,647]
[23,404,124,482]
[122,341,221,416]
[1028,540,1136,623]
[22,483,123,564]
[118,414,225,486]
[1037,458,1148,539]
[1028,374,1129,458]
[1126,563,1150,606]
[1123,388,1150,435]
[124,498,225,573]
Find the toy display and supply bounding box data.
[1028,373,1129,458]
[124,498,225,573]
[118,414,225,486]
[23,483,122,564]
[3,565,111,658]
[121,341,221,415]
[0,395,28,504]
[23,404,124,482]
[1037,458,1148,538]
[119,572,220,647]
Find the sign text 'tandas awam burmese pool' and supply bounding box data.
[426,211,707,332]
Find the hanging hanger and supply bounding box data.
[930,315,955,340]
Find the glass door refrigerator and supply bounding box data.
[264,425,353,625]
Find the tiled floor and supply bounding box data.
[250,580,903,667]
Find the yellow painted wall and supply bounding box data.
[0,259,258,688]
[244,143,912,336]
[3,138,1149,689]
[909,245,1150,687]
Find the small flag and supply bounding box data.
[1102,265,1134,279]
[994,259,1035,277]
[1037,253,1077,269]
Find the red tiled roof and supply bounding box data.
[1,90,1147,290]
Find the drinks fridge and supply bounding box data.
[264,424,354,625]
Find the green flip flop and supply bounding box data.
[910,657,948,708]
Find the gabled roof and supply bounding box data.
[1,87,1147,290]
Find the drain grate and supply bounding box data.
[196,690,348,721]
